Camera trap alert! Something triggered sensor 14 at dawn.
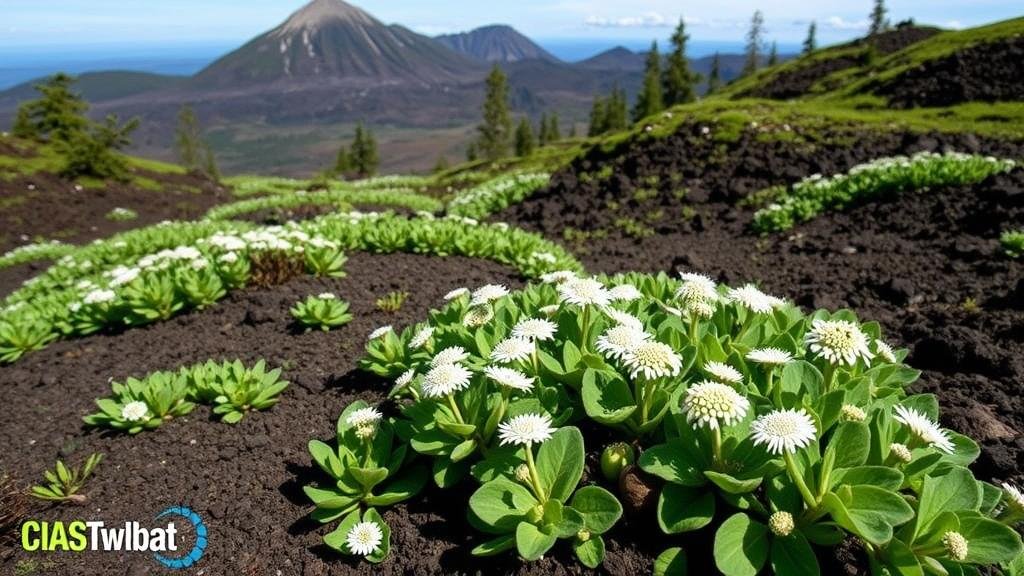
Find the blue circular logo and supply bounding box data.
[153,506,207,569]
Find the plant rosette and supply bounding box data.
[83,372,195,434]
[305,400,428,561]
[187,359,290,423]
[291,293,353,332]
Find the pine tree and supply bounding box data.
[477,65,513,161]
[202,144,221,182]
[633,41,664,122]
[349,123,379,177]
[803,21,818,54]
[16,73,89,143]
[663,19,700,106]
[869,0,889,36]
[466,141,478,162]
[11,106,37,139]
[707,53,722,94]
[768,41,779,66]
[607,87,629,131]
[546,113,561,143]
[174,105,203,172]
[742,11,765,77]
[334,145,351,175]
[588,96,608,137]
[514,118,536,157]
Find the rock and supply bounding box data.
[618,465,657,516]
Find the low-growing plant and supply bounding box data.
[0,317,57,363]
[249,249,305,287]
[204,187,442,221]
[375,290,408,313]
[304,239,347,277]
[446,173,550,220]
[85,359,289,432]
[346,272,1023,573]
[104,207,138,222]
[1002,229,1024,258]
[30,453,103,504]
[753,152,1016,232]
[0,240,73,270]
[305,402,427,562]
[291,293,353,331]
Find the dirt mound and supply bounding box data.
[742,26,941,100]
[879,35,1024,107]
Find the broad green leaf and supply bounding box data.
[365,508,391,564]
[770,531,820,576]
[322,509,360,552]
[658,484,714,534]
[705,470,762,494]
[713,513,769,576]
[823,485,914,546]
[638,439,707,486]
[433,457,468,488]
[831,466,904,491]
[516,522,557,561]
[471,533,516,556]
[469,479,538,532]
[366,465,428,506]
[581,369,637,424]
[573,535,605,569]
[654,547,688,576]
[536,427,584,503]
[913,467,981,540]
[958,514,1024,565]
[826,421,870,469]
[881,534,924,576]
[348,467,388,492]
[569,486,622,534]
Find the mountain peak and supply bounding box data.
[278,0,378,33]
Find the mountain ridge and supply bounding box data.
[436,25,559,63]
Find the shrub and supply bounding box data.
[1001,229,1024,258]
[753,153,1016,232]
[57,114,140,180]
[342,272,1022,572]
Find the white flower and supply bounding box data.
[751,409,817,455]
[676,273,718,305]
[410,326,434,349]
[431,346,470,367]
[394,368,416,390]
[490,336,535,364]
[121,401,149,422]
[889,442,913,463]
[728,284,782,314]
[558,277,611,308]
[805,319,873,366]
[317,293,336,300]
[83,289,117,305]
[512,318,557,341]
[595,325,650,360]
[190,258,210,271]
[746,348,794,366]
[538,304,560,317]
[498,413,556,446]
[346,406,383,428]
[942,531,969,562]
[875,339,897,363]
[893,405,954,454]
[346,521,384,556]
[704,361,743,384]
[219,251,239,264]
[1001,483,1024,514]
[422,363,473,398]
[367,325,393,341]
[683,381,750,429]
[603,309,644,331]
[531,251,557,263]
[484,366,535,392]
[622,340,683,380]
[608,284,642,302]
[470,284,509,307]
[444,287,469,301]
[540,270,577,284]
[108,266,140,287]
[463,305,494,327]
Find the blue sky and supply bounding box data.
[2,0,1021,49]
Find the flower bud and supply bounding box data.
[840,404,866,422]
[600,442,635,482]
[768,511,794,537]
[942,531,968,562]
[514,464,532,485]
[577,529,591,542]
[889,442,912,464]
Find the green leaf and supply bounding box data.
[958,514,1024,565]
[469,479,538,532]
[450,438,477,462]
[658,484,714,534]
[322,509,361,552]
[826,421,870,469]
[365,508,391,564]
[913,467,981,540]
[471,534,517,556]
[705,470,762,494]
[366,465,428,506]
[410,428,458,455]
[771,531,820,576]
[516,522,557,561]
[536,427,584,503]
[881,535,924,576]
[823,485,914,546]
[581,369,637,424]
[569,486,623,535]
[308,440,343,478]
[654,547,688,576]
[714,513,769,576]
[433,457,468,488]
[348,467,388,492]
[573,535,605,569]
[303,486,357,510]
[830,466,903,491]
[638,439,707,487]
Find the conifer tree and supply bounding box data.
[869,0,890,36]
[607,86,629,131]
[803,21,818,54]
[633,41,664,122]
[174,105,203,171]
[742,11,765,77]
[663,19,700,106]
[589,96,608,137]
[768,41,779,66]
[514,118,536,157]
[349,123,379,177]
[476,65,513,161]
[16,73,88,142]
[707,53,722,94]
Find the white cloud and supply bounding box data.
[584,12,680,28]
[943,20,964,30]
[823,16,869,31]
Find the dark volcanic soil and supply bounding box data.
[497,123,1024,484]
[1,253,609,575]
[0,169,227,254]
[878,35,1024,108]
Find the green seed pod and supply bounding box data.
[600,442,635,482]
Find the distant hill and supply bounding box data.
[436,25,558,63]
[192,0,482,87]
[577,47,646,71]
[0,71,186,109]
